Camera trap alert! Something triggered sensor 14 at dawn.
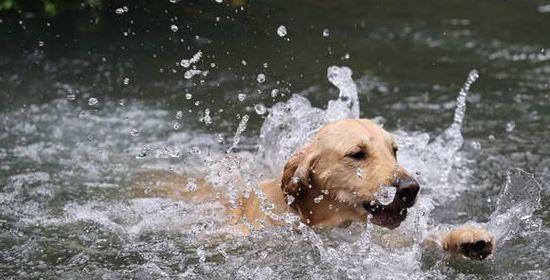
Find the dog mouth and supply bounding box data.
[459,240,494,260]
[362,179,420,229]
[362,200,408,229]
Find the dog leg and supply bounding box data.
[131,170,216,201]
[425,225,495,260]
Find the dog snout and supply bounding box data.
[395,178,419,208]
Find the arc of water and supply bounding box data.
[452,69,479,128]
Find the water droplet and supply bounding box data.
[122,77,130,85]
[176,110,183,119]
[197,247,206,263]
[257,73,266,83]
[505,121,516,132]
[180,60,190,68]
[88,97,98,106]
[184,69,203,79]
[170,24,178,32]
[254,103,267,115]
[286,195,295,205]
[356,168,364,178]
[173,122,180,130]
[241,60,247,66]
[202,108,212,125]
[237,93,247,101]
[375,185,396,205]
[115,6,128,14]
[216,134,224,143]
[180,51,202,68]
[228,115,249,153]
[270,89,279,98]
[130,128,139,136]
[38,41,44,47]
[190,146,201,154]
[322,29,330,37]
[215,0,223,3]
[136,152,147,159]
[186,178,197,191]
[66,94,76,101]
[185,93,192,100]
[313,195,324,204]
[471,141,481,150]
[259,250,268,259]
[277,25,287,37]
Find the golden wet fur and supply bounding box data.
[133,118,495,260]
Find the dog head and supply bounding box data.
[281,119,419,229]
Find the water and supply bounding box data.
[1,1,549,279]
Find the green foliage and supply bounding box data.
[0,0,104,15]
[0,0,14,11]
[44,0,56,15]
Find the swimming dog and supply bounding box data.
[134,118,495,260]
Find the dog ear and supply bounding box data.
[281,146,317,204]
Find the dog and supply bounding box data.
[133,118,495,260]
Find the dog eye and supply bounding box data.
[348,151,366,160]
[393,147,398,157]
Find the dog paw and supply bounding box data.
[443,225,495,260]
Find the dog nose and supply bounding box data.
[395,179,419,208]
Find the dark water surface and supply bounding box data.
[1,0,549,279]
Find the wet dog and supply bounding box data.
[133,118,495,260]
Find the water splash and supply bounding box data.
[374,185,397,205]
[180,50,203,68]
[488,168,542,242]
[259,66,359,173]
[453,69,479,126]
[398,70,480,196]
[228,114,249,153]
[432,69,479,153]
[1,67,546,279]
[251,69,490,276]
[184,69,207,79]
[326,66,360,121]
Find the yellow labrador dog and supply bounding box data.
[134,118,495,260]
